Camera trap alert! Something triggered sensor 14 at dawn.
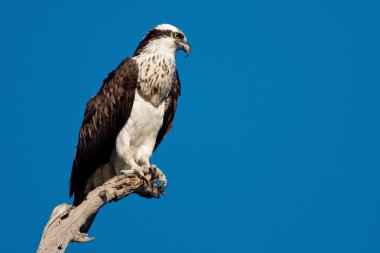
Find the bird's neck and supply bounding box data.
[133,52,176,107]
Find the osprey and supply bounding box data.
[69,24,190,230]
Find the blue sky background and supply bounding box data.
[0,0,379,252]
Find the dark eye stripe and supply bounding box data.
[173,32,180,39]
[173,32,184,39]
[134,29,183,56]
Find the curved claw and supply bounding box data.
[158,181,167,188]
[141,177,149,185]
[72,232,95,243]
[146,165,168,196]
[149,166,156,178]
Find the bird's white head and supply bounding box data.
[134,24,191,57]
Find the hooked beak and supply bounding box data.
[176,39,191,56]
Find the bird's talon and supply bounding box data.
[142,177,149,185]
[121,169,149,185]
[149,166,156,179]
[158,180,167,188]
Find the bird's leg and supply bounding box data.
[137,156,151,171]
[137,157,155,189]
[120,151,148,185]
[121,168,149,185]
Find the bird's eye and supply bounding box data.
[172,32,180,39]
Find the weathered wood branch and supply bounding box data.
[37,170,166,253]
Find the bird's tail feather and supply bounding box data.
[73,164,117,232]
[80,211,98,233]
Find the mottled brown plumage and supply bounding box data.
[69,60,181,206]
[68,25,189,234]
[69,58,138,205]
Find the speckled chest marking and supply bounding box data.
[134,52,176,107]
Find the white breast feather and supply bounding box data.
[113,40,176,173]
[114,91,165,172]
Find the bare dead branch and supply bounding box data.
[37,170,166,253]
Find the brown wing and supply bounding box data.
[69,57,138,205]
[154,70,181,151]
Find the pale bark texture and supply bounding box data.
[37,171,166,253]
